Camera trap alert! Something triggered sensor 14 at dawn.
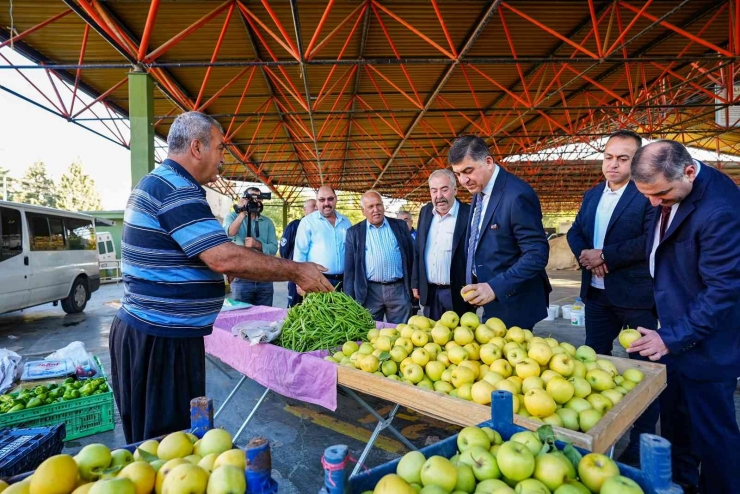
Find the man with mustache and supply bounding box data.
[411,169,472,319]
[293,186,351,290]
[344,191,414,323]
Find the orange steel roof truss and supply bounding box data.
[1,0,740,211]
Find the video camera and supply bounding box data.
[234,189,272,215]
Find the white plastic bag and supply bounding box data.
[0,349,21,394]
[232,320,283,346]
[45,341,100,379]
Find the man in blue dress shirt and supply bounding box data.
[293,186,351,290]
[344,191,415,323]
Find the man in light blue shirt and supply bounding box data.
[293,186,351,290]
[223,186,279,305]
[344,191,414,323]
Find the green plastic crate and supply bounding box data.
[0,357,115,441]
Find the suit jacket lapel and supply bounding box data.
[452,200,467,253]
[605,181,637,236]
[476,167,507,252]
[359,220,367,278]
[659,162,710,245]
[420,203,433,255]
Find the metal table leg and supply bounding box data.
[206,354,235,380]
[341,387,417,452]
[607,444,615,459]
[233,387,271,443]
[214,375,247,419]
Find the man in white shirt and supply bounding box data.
[566,130,657,465]
[411,169,472,319]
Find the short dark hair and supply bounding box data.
[448,135,491,165]
[631,140,694,184]
[606,129,642,149]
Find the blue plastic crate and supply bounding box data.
[0,423,65,478]
[322,391,682,494]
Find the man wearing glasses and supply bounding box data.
[293,186,351,290]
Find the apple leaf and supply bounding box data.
[135,448,158,462]
[102,465,123,475]
[378,351,391,363]
[562,442,583,471]
[537,424,556,444]
[537,442,551,457]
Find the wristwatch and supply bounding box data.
[600,252,605,261]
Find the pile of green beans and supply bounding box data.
[277,291,375,352]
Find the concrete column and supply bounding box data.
[128,70,155,189]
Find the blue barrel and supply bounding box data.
[321,445,348,494]
[246,437,278,493]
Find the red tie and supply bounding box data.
[659,206,672,241]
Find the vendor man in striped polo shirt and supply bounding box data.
[110,111,333,443]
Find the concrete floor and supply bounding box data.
[0,272,738,492]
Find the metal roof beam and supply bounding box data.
[371,0,503,189]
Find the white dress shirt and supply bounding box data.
[649,162,702,277]
[591,182,628,289]
[425,200,460,285]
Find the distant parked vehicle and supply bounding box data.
[0,201,100,314]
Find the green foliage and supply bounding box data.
[57,162,102,212]
[14,162,58,207]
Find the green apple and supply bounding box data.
[89,478,136,494]
[505,348,527,367]
[621,380,637,392]
[509,431,542,456]
[546,378,575,404]
[527,343,553,366]
[460,312,480,329]
[578,409,603,432]
[342,341,359,356]
[420,456,458,493]
[381,360,398,377]
[358,342,374,355]
[475,325,495,345]
[110,449,134,469]
[553,480,591,494]
[596,359,619,377]
[207,465,247,494]
[613,375,625,386]
[587,393,613,414]
[411,348,431,367]
[457,383,473,401]
[483,371,506,387]
[453,463,476,493]
[455,326,476,346]
[397,451,426,484]
[76,443,113,481]
[578,453,620,493]
[479,344,503,365]
[459,447,500,481]
[514,478,549,494]
[618,329,642,349]
[425,361,446,381]
[506,326,525,343]
[623,368,644,384]
[475,478,510,492]
[601,389,624,406]
[540,370,561,385]
[555,408,580,431]
[549,353,575,377]
[458,427,492,452]
[542,413,563,428]
[412,330,430,348]
[449,346,470,365]
[564,397,592,413]
[533,453,572,491]
[600,475,645,494]
[490,360,513,378]
[615,385,628,395]
[560,342,577,357]
[496,442,535,482]
[417,380,435,391]
[451,367,476,388]
[440,311,460,329]
[571,360,587,378]
[373,474,416,494]
[434,381,454,393]
[424,343,442,359]
[574,345,597,363]
[567,377,591,398]
[494,378,518,395]
[586,369,616,391]
[160,464,207,494]
[481,427,503,446]
[403,363,425,384]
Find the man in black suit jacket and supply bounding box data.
[280,198,317,307]
[566,129,657,465]
[344,191,414,323]
[450,136,551,330]
[628,141,740,493]
[411,169,472,319]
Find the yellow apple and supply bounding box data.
[506,326,526,343]
[485,317,507,337]
[546,378,575,404]
[549,353,575,377]
[464,342,481,361]
[494,378,518,395]
[425,361,446,381]
[567,376,592,398]
[540,370,561,385]
[395,337,414,355]
[515,358,541,379]
[560,342,577,356]
[454,327,475,345]
[507,376,523,394]
[451,366,476,388]
[458,360,481,380]
[524,388,557,417]
[439,311,459,329]
[490,359,513,378]
[411,348,431,367]
[586,369,616,391]
[460,312,480,329]
[411,330,429,348]
[431,325,452,346]
[571,360,587,378]
[618,328,641,349]
[623,368,644,384]
[522,376,545,394]
[528,343,553,366]
[448,346,469,365]
[471,380,496,405]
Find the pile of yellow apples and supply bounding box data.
[326,312,645,434]
[3,429,247,494]
[369,425,644,494]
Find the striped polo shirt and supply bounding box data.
[118,159,231,337]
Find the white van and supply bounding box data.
[0,201,100,314]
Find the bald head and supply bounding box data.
[361,190,385,226]
[316,186,337,218]
[304,198,317,216]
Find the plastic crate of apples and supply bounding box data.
[325,312,646,433]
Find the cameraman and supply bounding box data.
[222,186,279,306]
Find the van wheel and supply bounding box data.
[62,278,89,314]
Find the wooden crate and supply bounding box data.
[337,355,666,453]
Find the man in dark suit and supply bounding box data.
[344,191,414,323]
[280,198,317,307]
[628,140,740,493]
[412,169,472,319]
[449,136,551,329]
[566,129,657,464]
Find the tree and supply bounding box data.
[57,161,102,212]
[14,162,58,207]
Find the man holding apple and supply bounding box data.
[629,140,740,493]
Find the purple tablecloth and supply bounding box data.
[205,305,396,412]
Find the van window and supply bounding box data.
[48,217,66,250]
[106,240,114,254]
[0,207,23,262]
[66,218,95,251]
[28,213,52,251]
[98,242,106,255]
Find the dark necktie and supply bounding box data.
[466,192,484,285]
[659,206,672,242]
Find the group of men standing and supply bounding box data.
[110,110,739,494]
